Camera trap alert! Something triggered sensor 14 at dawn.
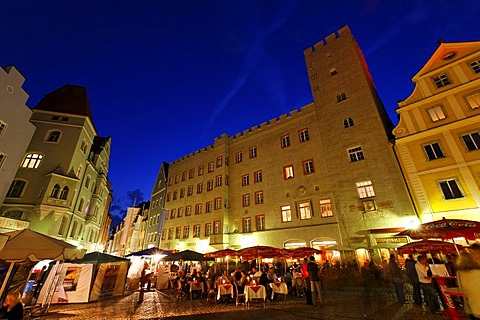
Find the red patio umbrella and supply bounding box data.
[396,218,480,241]
[236,245,285,259]
[204,248,238,258]
[285,247,322,258]
[397,240,464,255]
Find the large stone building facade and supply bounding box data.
[393,41,480,223]
[0,85,112,252]
[153,26,417,263]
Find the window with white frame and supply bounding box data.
[207,180,213,191]
[213,221,221,235]
[177,207,184,217]
[242,194,250,207]
[187,185,193,196]
[180,188,185,198]
[281,135,290,148]
[170,208,176,218]
[168,228,174,240]
[249,147,257,159]
[206,201,213,213]
[183,226,190,238]
[0,152,6,169]
[298,201,312,220]
[193,225,201,237]
[185,205,192,216]
[466,93,480,109]
[242,174,249,186]
[195,203,202,215]
[356,181,375,198]
[214,197,222,210]
[216,175,222,187]
[428,106,446,121]
[432,73,451,88]
[299,129,309,142]
[216,156,222,167]
[254,170,262,183]
[7,180,25,198]
[205,223,212,236]
[469,59,480,74]
[424,142,445,160]
[208,161,214,172]
[319,198,333,217]
[21,153,43,169]
[281,205,292,222]
[256,215,265,231]
[46,130,61,143]
[462,132,480,151]
[236,152,243,163]
[284,165,294,179]
[175,174,180,183]
[198,165,204,176]
[0,120,7,137]
[175,227,180,239]
[255,191,264,204]
[439,179,464,200]
[189,168,195,179]
[243,217,251,233]
[348,147,365,162]
[303,159,314,174]
[197,183,203,194]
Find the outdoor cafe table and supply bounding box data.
[433,276,465,320]
[245,284,266,307]
[217,283,234,300]
[269,282,288,300]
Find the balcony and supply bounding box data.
[0,216,30,233]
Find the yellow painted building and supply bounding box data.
[393,41,480,223]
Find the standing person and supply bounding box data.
[405,254,422,305]
[0,291,23,320]
[302,257,313,305]
[457,244,480,319]
[307,256,323,306]
[415,255,441,314]
[389,254,408,304]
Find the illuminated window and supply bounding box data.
[187,185,193,196]
[205,223,212,236]
[320,199,333,217]
[80,140,88,154]
[299,129,309,142]
[21,153,43,169]
[255,191,264,204]
[348,147,364,162]
[208,162,214,172]
[214,197,222,210]
[168,177,173,185]
[180,188,185,198]
[206,201,213,213]
[236,152,243,163]
[249,147,257,159]
[298,201,312,220]
[428,106,446,121]
[242,194,250,207]
[256,215,265,231]
[170,209,176,218]
[197,183,203,194]
[7,180,25,198]
[356,181,375,199]
[175,227,181,239]
[207,180,214,191]
[281,135,290,148]
[169,228,174,240]
[254,170,262,183]
[432,73,451,88]
[281,205,292,222]
[213,220,221,235]
[303,159,314,174]
[462,132,480,151]
[471,59,480,73]
[424,142,445,160]
[242,174,249,186]
[344,118,354,128]
[466,93,480,109]
[193,225,201,238]
[336,92,347,102]
[195,203,202,215]
[185,205,192,216]
[216,156,223,168]
[183,226,190,238]
[439,179,464,200]
[242,217,251,233]
[284,165,294,179]
[177,207,183,217]
[189,169,195,179]
[216,175,222,187]
[198,165,204,176]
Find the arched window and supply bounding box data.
[46,130,61,142]
[80,140,88,154]
[70,220,78,238]
[77,198,85,212]
[343,119,349,128]
[21,153,43,169]
[348,118,354,126]
[85,175,91,189]
[59,186,69,200]
[58,216,68,236]
[50,184,60,198]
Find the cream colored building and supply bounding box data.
[155,26,417,263]
[393,41,480,223]
[0,85,112,252]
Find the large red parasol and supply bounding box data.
[204,248,238,258]
[284,247,322,258]
[396,218,480,241]
[236,245,285,259]
[397,240,464,255]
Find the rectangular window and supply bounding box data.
[348,147,365,162]
[168,177,173,186]
[0,121,7,137]
[180,188,185,198]
[166,192,171,202]
[236,152,243,163]
[208,162,214,172]
[198,165,204,176]
[182,171,187,181]
[195,203,202,215]
[298,201,312,220]
[177,207,184,217]
[214,197,222,210]
[185,205,192,216]
[356,181,375,198]
[428,106,446,121]
[299,129,309,142]
[193,225,201,238]
[183,226,190,238]
[469,59,480,74]
[284,165,294,179]
[175,227,180,239]
[439,179,464,200]
[255,191,264,204]
[213,220,221,235]
[161,229,166,240]
[205,223,212,236]
[216,156,223,168]
[187,185,193,196]
[254,170,262,183]
[256,215,265,231]
[462,132,480,151]
[281,135,290,148]
[242,174,249,186]
[175,174,180,183]
[242,194,250,207]
[281,205,292,222]
[0,152,7,169]
[466,93,480,109]
[216,175,222,187]
[197,183,203,194]
[6,180,25,198]
[249,147,257,158]
[170,209,176,219]
[424,142,445,160]
[319,199,333,217]
[303,159,314,174]
[243,217,251,233]
[336,92,347,102]
[169,228,174,240]
[173,190,178,200]
[432,73,451,88]
[206,201,213,213]
[207,180,214,191]
[189,169,195,179]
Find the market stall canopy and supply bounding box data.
[124,247,172,257]
[396,218,480,241]
[162,250,213,261]
[0,229,85,261]
[397,240,464,255]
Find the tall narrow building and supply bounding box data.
[0,85,112,252]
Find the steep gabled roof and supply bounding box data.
[34,85,93,120]
[413,41,480,80]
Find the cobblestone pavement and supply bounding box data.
[43,277,456,320]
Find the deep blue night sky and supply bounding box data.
[2,0,479,224]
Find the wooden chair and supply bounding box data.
[206,280,217,304]
[235,283,246,307]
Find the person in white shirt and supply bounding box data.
[415,255,441,314]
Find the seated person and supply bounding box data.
[217,270,231,286]
[0,291,23,320]
[236,270,248,294]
